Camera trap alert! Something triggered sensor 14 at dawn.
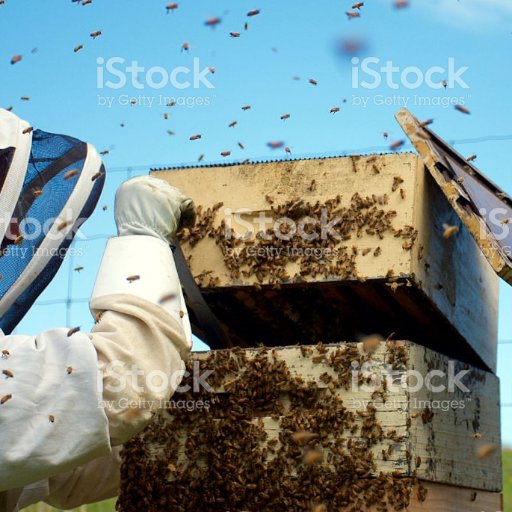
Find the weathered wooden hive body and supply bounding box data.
[118,110,506,511]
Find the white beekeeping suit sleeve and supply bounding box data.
[0,176,195,511]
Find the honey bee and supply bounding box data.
[67,366,73,374]
[352,2,364,8]
[57,220,69,231]
[476,443,498,460]
[1,394,12,405]
[455,104,470,115]
[389,140,405,151]
[237,142,245,149]
[208,66,215,74]
[393,0,409,8]
[228,121,237,128]
[100,149,110,155]
[189,134,202,140]
[181,42,190,51]
[204,17,221,27]
[67,326,81,337]
[291,431,318,444]
[267,141,284,149]
[2,369,13,378]
[74,266,84,272]
[64,169,79,180]
[126,275,140,283]
[14,235,24,245]
[383,131,389,139]
[198,154,204,162]
[400,188,405,199]
[308,180,316,192]
[74,44,84,53]
[241,105,251,111]
[23,126,33,134]
[442,223,459,239]
[247,9,260,16]
[91,171,104,182]
[303,449,323,465]
[419,118,433,127]
[230,32,241,38]
[49,415,55,423]
[466,154,477,162]
[285,146,291,154]
[309,78,318,85]
[330,106,340,114]
[311,505,326,512]
[166,2,178,13]
[346,10,361,18]
[179,310,185,318]
[102,205,108,211]
[1,349,10,359]
[82,0,92,5]
[280,113,290,120]
[220,151,231,157]
[90,30,102,39]
[10,55,22,65]
[159,293,176,304]
[20,96,30,101]
[385,281,403,293]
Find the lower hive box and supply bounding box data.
[117,341,501,512]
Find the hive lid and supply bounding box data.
[396,108,512,284]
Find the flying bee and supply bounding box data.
[126,275,140,283]
[166,2,178,13]
[466,154,477,162]
[67,366,74,374]
[330,106,340,114]
[90,30,102,39]
[20,96,30,101]
[74,44,84,53]
[208,66,215,74]
[2,369,13,378]
[220,151,231,157]
[189,134,202,140]
[393,0,409,8]
[159,293,176,304]
[49,415,55,423]
[67,326,81,337]
[303,449,323,465]
[352,2,364,8]
[455,104,470,115]
[476,443,498,460]
[64,169,79,180]
[291,431,318,444]
[419,118,433,127]
[10,55,22,65]
[82,0,92,5]
[389,140,405,151]
[99,149,109,155]
[247,9,260,16]
[309,78,318,85]
[204,17,221,27]
[1,394,12,405]
[14,235,24,245]
[179,310,185,318]
[267,141,284,149]
[230,32,241,38]
[228,120,237,128]
[346,10,360,18]
[198,154,204,162]
[23,126,33,134]
[181,42,190,51]
[238,142,245,149]
[91,170,104,182]
[241,105,251,111]
[280,114,290,120]
[74,266,84,272]
[285,146,291,154]
[1,349,10,359]
[442,223,459,239]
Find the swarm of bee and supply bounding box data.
[117,343,429,512]
[177,193,417,289]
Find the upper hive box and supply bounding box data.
[152,111,508,372]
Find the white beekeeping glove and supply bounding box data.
[90,175,196,355]
[115,175,196,242]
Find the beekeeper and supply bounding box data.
[0,109,195,510]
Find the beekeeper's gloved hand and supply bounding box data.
[114,175,196,242]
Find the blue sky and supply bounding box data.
[2,0,512,443]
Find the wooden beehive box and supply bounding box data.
[153,151,498,371]
[117,341,501,512]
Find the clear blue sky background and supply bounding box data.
[1,0,512,443]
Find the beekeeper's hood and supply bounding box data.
[0,109,105,333]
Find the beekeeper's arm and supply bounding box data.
[0,176,195,506]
